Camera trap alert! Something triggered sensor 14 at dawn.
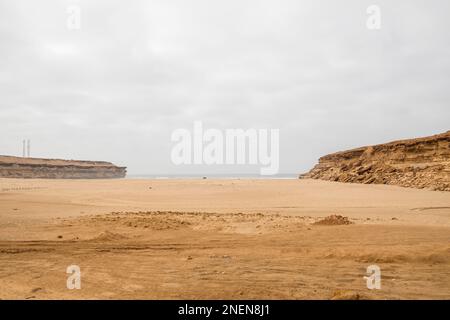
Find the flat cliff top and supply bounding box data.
[0,155,123,168]
[303,130,450,191]
[321,130,450,161]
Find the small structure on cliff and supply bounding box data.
[301,131,450,191]
[0,155,126,179]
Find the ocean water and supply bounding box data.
[127,173,299,180]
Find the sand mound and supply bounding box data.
[91,231,128,242]
[313,215,353,226]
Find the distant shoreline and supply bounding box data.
[126,174,299,180]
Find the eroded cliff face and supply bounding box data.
[301,131,450,191]
[0,156,126,179]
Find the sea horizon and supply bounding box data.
[126,173,299,180]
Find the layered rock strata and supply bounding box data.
[301,131,450,191]
[0,156,126,179]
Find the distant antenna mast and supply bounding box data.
[22,140,26,157]
[27,139,31,158]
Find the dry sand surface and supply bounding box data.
[0,178,449,299]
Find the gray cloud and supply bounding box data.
[1,0,449,174]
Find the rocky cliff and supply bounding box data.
[301,131,450,191]
[0,156,126,179]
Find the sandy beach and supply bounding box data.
[0,178,449,299]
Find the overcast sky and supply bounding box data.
[0,0,449,175]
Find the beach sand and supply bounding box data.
[0,178,449,299]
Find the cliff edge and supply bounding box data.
[301,131,450,191]
[0,156,127,179]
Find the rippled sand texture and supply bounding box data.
[0,178,449,299]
